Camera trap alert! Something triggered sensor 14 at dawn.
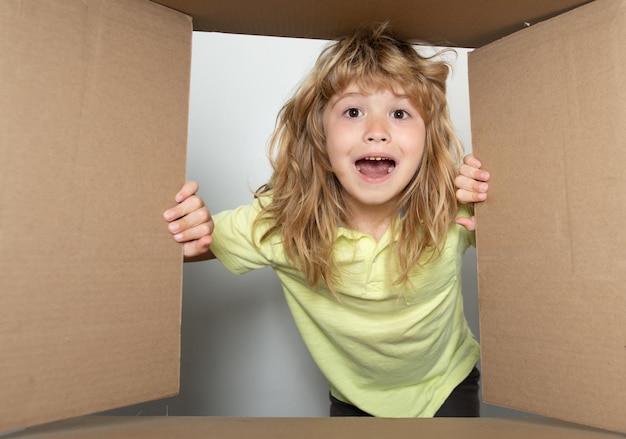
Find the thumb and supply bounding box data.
[455,216,476,232]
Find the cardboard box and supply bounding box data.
[1,0,623,436]
[0,0,190,432]
[5,416,625,439]
[469,0,625,433]
[156,0,591,47]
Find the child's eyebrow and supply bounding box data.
[335,91,367,99]
[394,94,412,101]
[328,90,413,107]
[327,91,365,109]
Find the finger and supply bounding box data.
[463,153,479,167]
[456,188,487,204]
[464,153,485,169]
[183,235,213,258]
[175,180,199,203]
[172,219,214,243]
[455,175,489,194]
[459,163,490,183]
[164,193,206,223]
[168,203,211,236]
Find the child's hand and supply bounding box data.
[454,154,490,231]
[163,181,215,261]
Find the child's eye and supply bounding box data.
[344,108,362,118]
[392,109,409,119]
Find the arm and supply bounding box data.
[454,154,490,231]
[163,181,216,262]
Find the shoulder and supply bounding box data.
[212,195,278,244]
[210,196,280,272]
[213,196,270,225]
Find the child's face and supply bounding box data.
[322,81,426,214]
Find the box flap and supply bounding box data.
[9,416,626,439]
[0,0,191,431]
[470,0,625,433]
[155,0,591,47]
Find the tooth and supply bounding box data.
[388,165,395,173]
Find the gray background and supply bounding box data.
[106,32,534,418]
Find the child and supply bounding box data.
[164,23,490,417]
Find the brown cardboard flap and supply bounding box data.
[9,416,626,439]
[470,0,626,433]
[0,0,191,431]
[155,0,591,47]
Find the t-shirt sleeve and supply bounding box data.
[209,198,274,274]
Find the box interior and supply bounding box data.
[155,0,591,46]
[1,0,623,435]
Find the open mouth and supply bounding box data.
[355,156,396,178]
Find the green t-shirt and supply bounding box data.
[210,197,480,417]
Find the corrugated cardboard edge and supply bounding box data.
[469,0,625,433]
[8,416,626,439]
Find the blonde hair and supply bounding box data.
[254,22,464,291]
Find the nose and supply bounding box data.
[365,116,390,143]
